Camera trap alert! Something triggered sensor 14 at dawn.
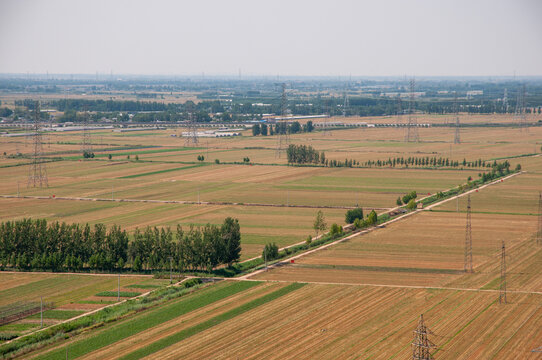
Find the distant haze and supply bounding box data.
[1,0,541,77]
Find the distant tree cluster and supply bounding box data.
[0,217,241,273]
[352,209,378,229]
[253,121,314,137]
[345,208,364,224]
[83,151,95,158]
[286,144,323,164]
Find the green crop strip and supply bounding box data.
[34,281,259,360]
[118,163,207,179]
[120,282,306,360]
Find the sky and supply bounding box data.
[0,0,541,77]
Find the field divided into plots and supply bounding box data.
[25,282,542,360]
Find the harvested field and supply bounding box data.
[253,209,539,289]
[27,282,540,359]
[0,272,151,307]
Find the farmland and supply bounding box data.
[0,111,541,358]
[22,282,542,360]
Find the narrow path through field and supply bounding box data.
[0,194,380,211]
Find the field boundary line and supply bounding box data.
[0,194,380,211]
[241,171,523,280]
[235,278,542,295]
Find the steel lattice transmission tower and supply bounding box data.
[464,194,473,272]
[405,79,419,142]
[275,83,290,157]
[81,111,92,154]
[396,95,403,126]
[515,84,528,131]
[184,104,199,146]
[342,86,349,117]
[27,101,48,188]
[499,240,507,304]
[453,92,461,144]
[537,192,542,246]
[412,314,436,360]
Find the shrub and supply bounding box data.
[182,278,202,288]
[330,223,343,237]
[262,243,279,261]
[215,159,220,164]
[402,191,417,204]
[305,235,312,245]
[366,210,378,225]
[396,197,403,206]
[406,199,417,210]
[345,207,364,224]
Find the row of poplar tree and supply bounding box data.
[0,217,241,272]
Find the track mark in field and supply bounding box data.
[118,282,306,360]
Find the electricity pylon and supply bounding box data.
[453,91,460,144]
[405,78,419,142]
[27,101,48,188]
[412,314,436,360]
[275,83,290,157]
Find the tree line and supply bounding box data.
[0,217,241,273]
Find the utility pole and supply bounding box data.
[264,246,268,271]
[287,189,289,207]
[112,185,114,201]
[464,194,473,273]
[169,257,173,284]
[117,273,120,301]
[411,314,436,359]
[17,181,20,197]
[499,240,507,304]
[40,296,43,328]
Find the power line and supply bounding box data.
[27,101,48,188]
[412,314,436,360]
[464,194,473,273]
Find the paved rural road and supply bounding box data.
[240,171,523,280]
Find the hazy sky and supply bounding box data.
[1,0,541,77]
